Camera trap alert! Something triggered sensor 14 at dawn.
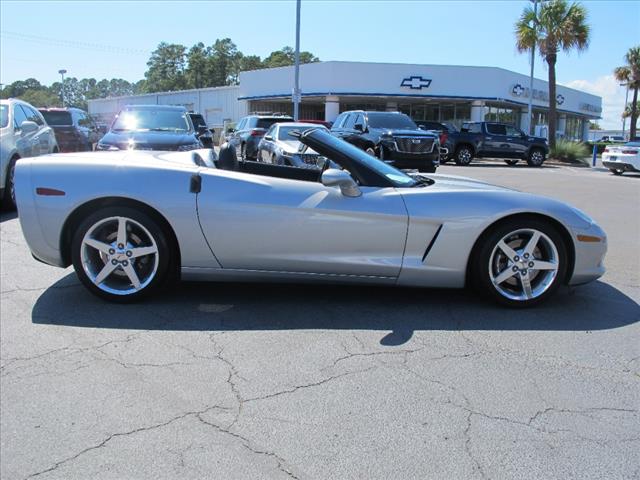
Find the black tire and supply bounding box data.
[471,217,568,308]
[419,166,437,173]
[455,145,473,165]
[527,148,545,167]
[71,206,173,303]
[610,168,624,176]
[504,159,519,166]
[240,143,247,161]
[52,146,59,153]
[3,156,18,210]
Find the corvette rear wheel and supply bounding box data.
[71,207,171,302]
[473,219,567,307]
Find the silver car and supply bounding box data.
[257,122,328,168]
[15,128,607,307]
[1,99,58,208]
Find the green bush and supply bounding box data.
[584,142,610,154]
[550,140,591,165]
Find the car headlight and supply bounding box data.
[96,143,119,151]
[178,143,201,151]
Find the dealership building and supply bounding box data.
[89,61,602,141]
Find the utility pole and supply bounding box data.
[58,69,67,106]
[293,0,301,121]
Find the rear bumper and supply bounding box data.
[602,160,640,172]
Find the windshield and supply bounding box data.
[112,108,190,132]
[304,129,417,187]
[0,105,8,128]
[40,110,72,126]
[190,114,206,129]
[367,112,417,130]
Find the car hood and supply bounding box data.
[373,128,437,137]
[410,173,515,192]
[100,131,198,149]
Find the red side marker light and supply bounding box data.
[36,187,65,196]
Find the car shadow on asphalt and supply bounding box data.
[32,275,639,345]
[0,210,18,222]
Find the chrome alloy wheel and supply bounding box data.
[488,228,559,302]
[529,150,544,166]
[80,216,159,296]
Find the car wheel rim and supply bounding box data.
[488,228,559,302]
[531,151,543,165]
[80,216,159,296]
[9,163,16,203]
[459,149,471,163]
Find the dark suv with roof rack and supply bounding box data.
[331,111,440,172]
[227,114,294,160]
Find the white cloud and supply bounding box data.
[565,75,630,130]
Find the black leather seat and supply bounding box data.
[217,143,239,171]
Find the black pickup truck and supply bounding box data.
[331,111,440,173]
[444,122,549,167]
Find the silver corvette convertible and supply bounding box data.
[15,128,607,307]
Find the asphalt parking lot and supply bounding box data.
[1,160,638,480]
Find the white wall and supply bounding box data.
[88,86,245,128]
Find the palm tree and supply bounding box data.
[515,0,590,148]
[614,46,640,140]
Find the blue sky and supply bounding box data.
[1,0,638,128]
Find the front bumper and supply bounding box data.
[382,148,440,169]
[569,222,607,286]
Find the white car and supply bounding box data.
[1,98,59,209]
[602,141,640,175]
[257,122,328,167]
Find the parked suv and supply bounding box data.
[331,111,440,173]
[445,122,549,167]
[39,107,101,152]
[227,114,294,160]
[1,99,59,209]
[96,105,202,151]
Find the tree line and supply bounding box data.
[0,39,318,110]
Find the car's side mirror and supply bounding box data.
[354,123,364,132]
[19,120,38,134]
[264,135,273,141]
[321,169,361,197]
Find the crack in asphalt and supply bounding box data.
[196,414,301,479]
[23,405,223,479]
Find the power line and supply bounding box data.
[0,31,148,56]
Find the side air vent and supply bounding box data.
[422,225,443,262]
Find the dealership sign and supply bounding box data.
[510,83,565,106]
[401,76,432,90]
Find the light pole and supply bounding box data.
[292,0,301,121]
[621,82,630,140]
[58,69,67,106]
[526,0,539,135]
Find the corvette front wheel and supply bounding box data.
[71,207,171,302]
[473,219,568,307]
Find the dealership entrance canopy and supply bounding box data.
[89,61,602,141]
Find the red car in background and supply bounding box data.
[299,119,333,129]
[38,107,102,152]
